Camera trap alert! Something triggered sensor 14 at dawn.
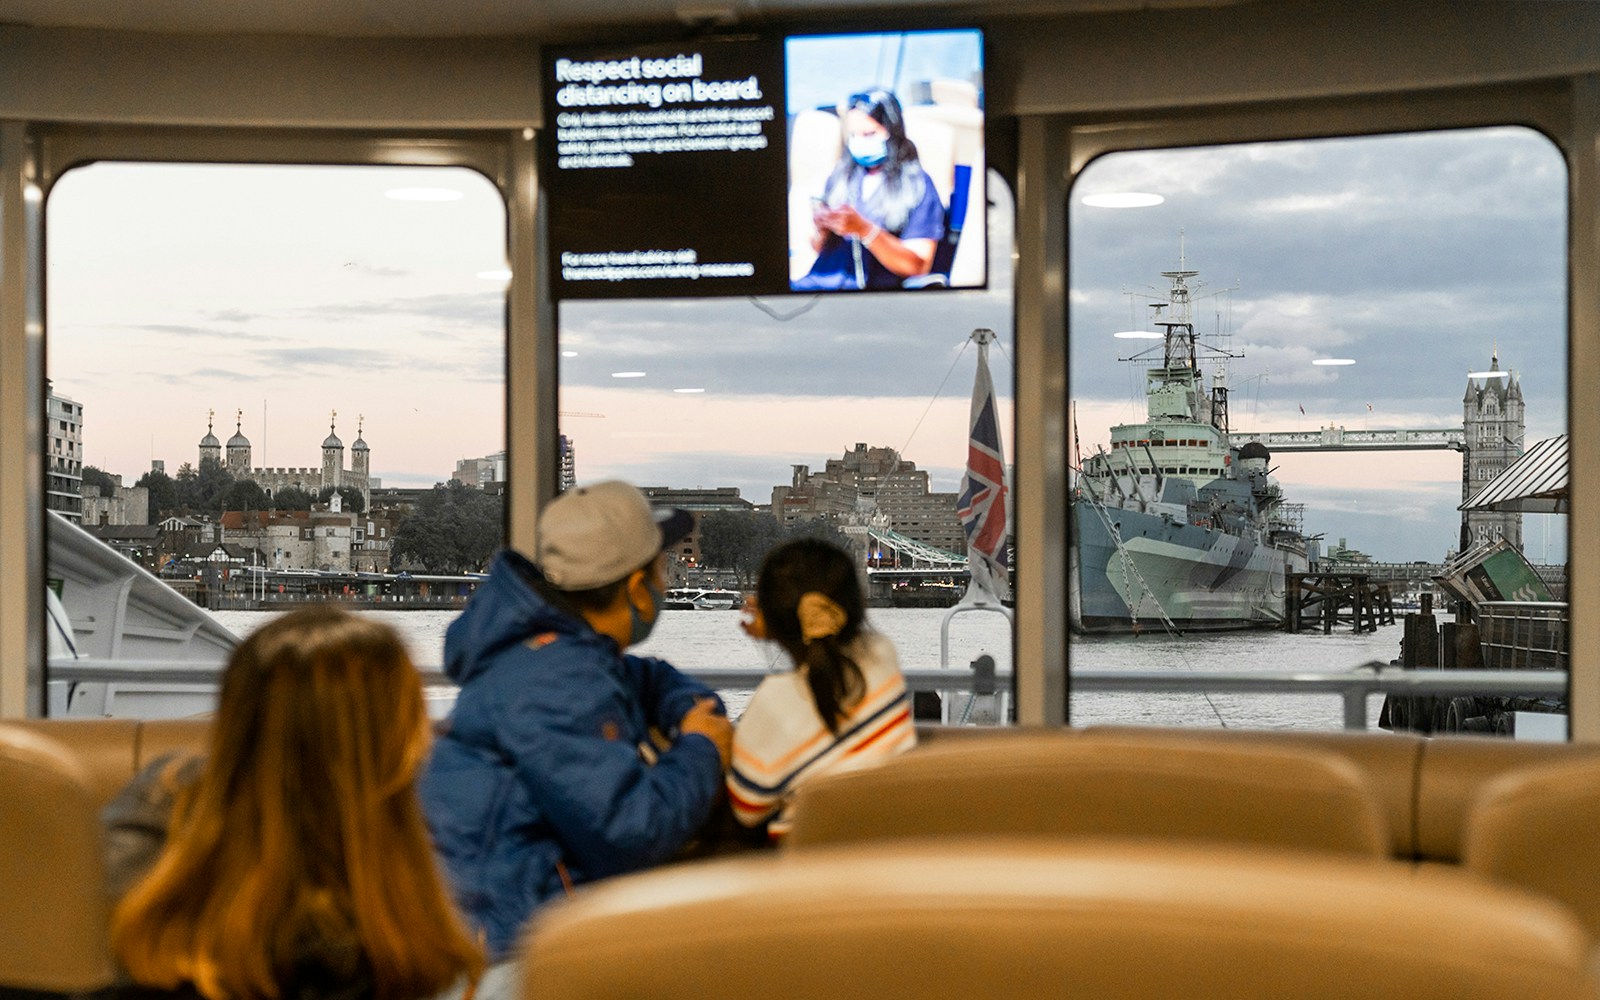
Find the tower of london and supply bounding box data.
[1462,351,1524,551]
[200,409,374,510]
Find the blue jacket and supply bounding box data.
[419,550,724,958]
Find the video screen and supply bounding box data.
[785,30,986,293]
[542,28,984,300]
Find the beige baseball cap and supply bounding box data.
[536,481,694,590]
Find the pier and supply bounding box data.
[1284,572,1396,633]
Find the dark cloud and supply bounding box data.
[206,309,263,323]
[302,291,502,327]
[251,347,402,372]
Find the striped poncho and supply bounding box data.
[727,632,917,837]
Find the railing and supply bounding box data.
[47,658,1568,731]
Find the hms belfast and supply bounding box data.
[1070,264,1309,633]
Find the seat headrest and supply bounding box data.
[0,724,116,991]
[785,730,1389,858]
[521,841,1596,1000]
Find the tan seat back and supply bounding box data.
[5,718,210,809]
[1086,725,1425,857]
[0,724,116,992]
[1418,735,1600,862]
[785,731,1389,858]
[1464,757,1600,938]
[521,841,1597,1000]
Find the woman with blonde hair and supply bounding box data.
[105,606,483,1000]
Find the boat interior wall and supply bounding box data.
[520,839,1598,1000]
[784,730,1392,859]
[990,1,1600,117]
[0,3,1595,130]
[0,725,114,994]
[0,27,543,129]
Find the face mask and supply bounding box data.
[628,577,663,646]
[848,134,889,168]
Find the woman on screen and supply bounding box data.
[794,88,945,291]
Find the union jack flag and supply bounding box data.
[957,334,1010,600]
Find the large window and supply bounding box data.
[45,163,507,712]
[1067,128,1567,731]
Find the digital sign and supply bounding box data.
[543,29,985,300]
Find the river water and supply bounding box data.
[211,607,1400,731]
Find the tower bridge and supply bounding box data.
[1231,427,1465,452]
[1231,352,1527,553]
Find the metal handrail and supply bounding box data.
[47,657,1567,731]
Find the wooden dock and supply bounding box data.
[1284,573,1396,633]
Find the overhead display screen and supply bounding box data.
[543,29,985,300]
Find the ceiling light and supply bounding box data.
[1081,192,1164,208]
[476,268,512,281]
[611,371,647,379]
[1311,358,1356,366]
[1113,330,1163,339]
[674,388,706,393]
[561,351,579,358]
[1468,370,1511,379]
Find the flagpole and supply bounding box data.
[956,328,1010,608]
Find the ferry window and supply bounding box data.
[558,169,1015,725]
[1068,127,1567,733]
[45,163,507,716]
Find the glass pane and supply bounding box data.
[558,169,1015,725]
[1068,128,1567,732]
[46,163,507,715]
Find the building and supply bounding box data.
[45,383,84,522]
[219,505,395,573]
[1463,351,1526,550]
[771,443,965,554]
[559,434,577,491]
[200,409,377,510]
[641,486,755,568]
[454,450,506,488]
[81,478,150,527]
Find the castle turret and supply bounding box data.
[350,415,370,480]
[226,409,252,472]
[1462,349,1525,551]
[199,410,222,467]
[322,411,344,489]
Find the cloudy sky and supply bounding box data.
[1070,126,1567,563]
[46,123,1566,563]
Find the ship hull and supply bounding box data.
[1070,500,1307,634]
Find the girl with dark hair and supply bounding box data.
[793,88,946,291]
[727,538,917,838]
[104,607,485,1000]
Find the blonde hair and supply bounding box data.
[111,607,483,1000]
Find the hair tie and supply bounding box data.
[797,592,847,642]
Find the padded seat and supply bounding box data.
[521,841,1597,1000]
[1418,735,1600,862]
[1463,756,1600,939]
[784,730,1390,858]
[0,724,116,992]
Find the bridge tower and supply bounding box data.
[1461,349,1524,551]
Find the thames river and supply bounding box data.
[212,607,1400,731]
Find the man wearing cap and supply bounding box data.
[420,480,732,961]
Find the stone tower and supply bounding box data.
[198,410,222,467]
[1461,349,1525,551]
[321,411,344,490]
[350,414,370,483]
[226,409,252,472]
